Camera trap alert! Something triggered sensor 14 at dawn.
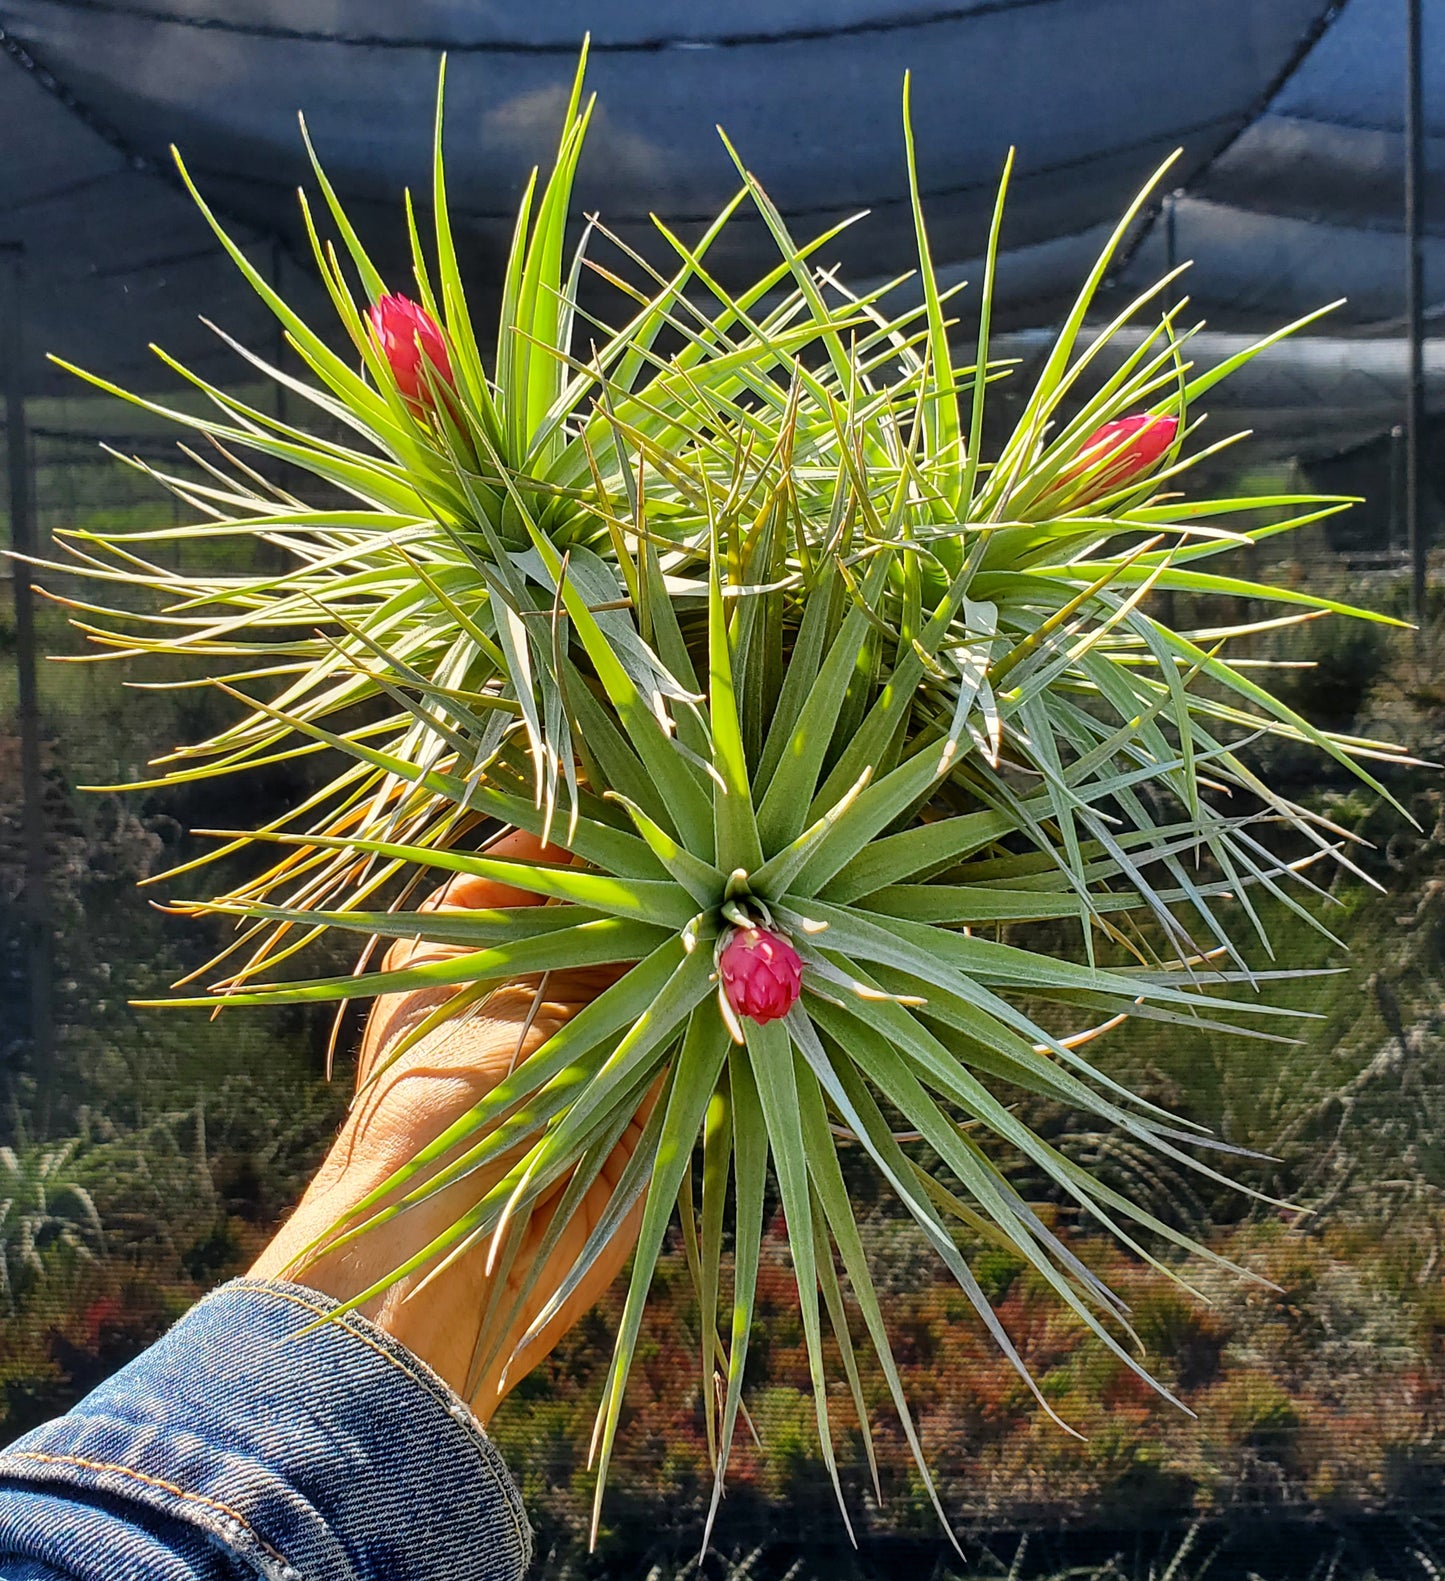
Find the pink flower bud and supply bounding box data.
[367,293,455,409]
[719,926,803,1025]
[1066,413,1178,500]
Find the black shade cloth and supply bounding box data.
[0,0,1436,453]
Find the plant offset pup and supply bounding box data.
[43,52,1408,1545]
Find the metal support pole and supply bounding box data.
[1390,423,1407,554]
[1406,0,1428,635]
[1,247,54,1089]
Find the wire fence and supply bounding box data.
[5,408,1445,1566]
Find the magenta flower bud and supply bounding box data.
[719,926,804,1025]
[1067,413,1178,500]
[367,293,455,409]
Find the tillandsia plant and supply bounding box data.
[37,47,1414,1546]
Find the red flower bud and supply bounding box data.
[1066,413,1178,500]
[367,293,455,409]
[719,926,803,1025]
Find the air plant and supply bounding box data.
[36,47,1410,1549]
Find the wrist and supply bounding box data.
[250,1219,497,1418]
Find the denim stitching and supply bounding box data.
[0,1449,290,1566]
[233,1279,532,1569]
[3,1280,532,1578]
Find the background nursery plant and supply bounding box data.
[36,51,1413,1547]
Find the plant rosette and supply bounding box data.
[36,45,1413,1550]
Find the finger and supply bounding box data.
[422,828,571,914]
[359,964,616,1092]
[378,828,572,975]
[494,1187,649,1404]
[361,830,590,1094]
[473,1074,667,1413]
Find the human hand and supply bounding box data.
[249,830,650,1426]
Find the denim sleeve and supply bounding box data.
[0,1277,533,1581]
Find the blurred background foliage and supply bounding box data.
[6,425,1445,1578]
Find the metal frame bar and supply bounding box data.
[2,246,55,1088]
[1406,0,1428,632]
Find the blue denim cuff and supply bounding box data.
[0,1277,532,1581]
